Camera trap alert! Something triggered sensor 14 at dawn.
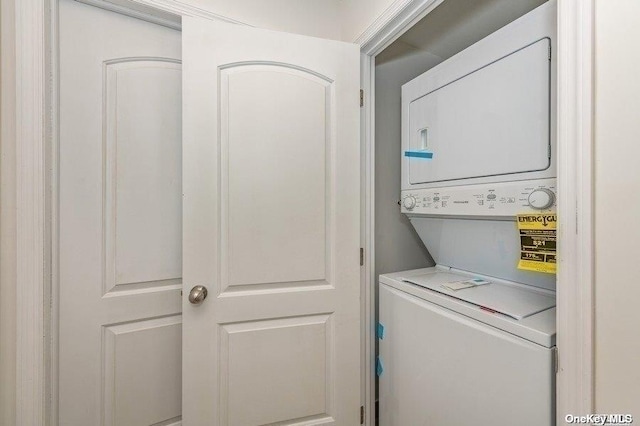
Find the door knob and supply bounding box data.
[188,285,208,305]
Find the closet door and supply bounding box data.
[182,19,361,425]
[58,1,182,425]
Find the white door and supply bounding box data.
[182,19,361,425]
[59,1,182,425]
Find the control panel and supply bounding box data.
[401,178,556,217]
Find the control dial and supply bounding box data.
[403,196,417,210]
[528,188,555,210]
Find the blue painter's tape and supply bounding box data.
[404,150,433,159]
[377,323,385,340]
[376,357,384,377]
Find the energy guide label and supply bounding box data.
[517,213,557,274]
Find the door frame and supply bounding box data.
[357,0,595,424]
[13,0,594,425]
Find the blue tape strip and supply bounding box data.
[376,357,384,377]
[376,323,385,340]
[404,150,433,159]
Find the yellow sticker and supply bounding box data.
[517,214,557,274]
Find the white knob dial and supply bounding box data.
[403,196,416,210]
[528,188,555,210]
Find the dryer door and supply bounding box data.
[406,38,551,185]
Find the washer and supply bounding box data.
[378,267,556,426]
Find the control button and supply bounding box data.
[433,197,440,202]
[528,188,555,210]
[487,194,497,200]
[403,196,416,210]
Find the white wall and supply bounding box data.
[339,0,397,42]
[594,0,640,413]
[374,41,439,280]
[188,0,342,40]
[373,40,437,401]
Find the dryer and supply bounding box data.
[401,0,556,192]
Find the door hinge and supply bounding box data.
[553,347,559,374]
[548,44,552,60]
[360,248,364,266]
[360,89,364,107]
[360,405,365,424]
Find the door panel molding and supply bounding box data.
[102,315,182,426]
[219,60,335,83]
[218,314,335,425]
[102,57,182,295]
[218,62,334,293]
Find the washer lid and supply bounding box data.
[401,270,555,320]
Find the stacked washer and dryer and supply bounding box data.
[378,2,558,425]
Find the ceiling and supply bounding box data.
[396,0,548,61]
